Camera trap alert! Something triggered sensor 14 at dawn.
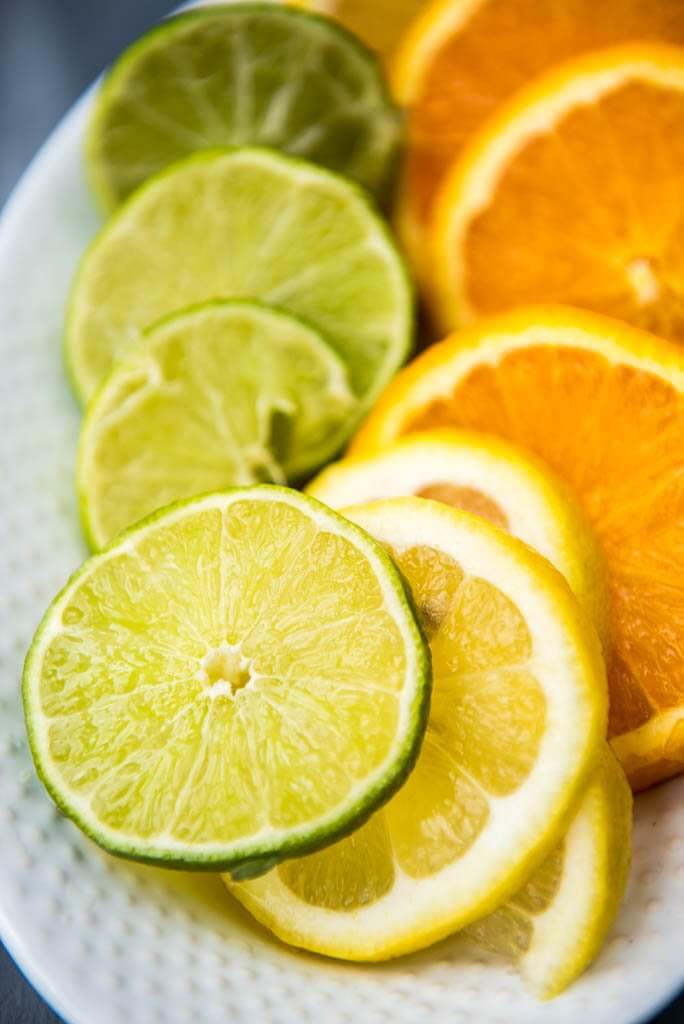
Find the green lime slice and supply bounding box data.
[86,3,403,211]
[66,147,413,406]
[23,486,430,873]
[78,299,356,549]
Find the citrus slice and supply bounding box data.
[227,496,606,958]
[393,0,684,279]
[23,486,430,871]
[430,43,684,335]
[66,147,412,406]
[86,3,402,211]
[352,304,684,790]
[308,429,607,641]
[78,300,355,549]
[307,1,428,65]
[465,744,632,999]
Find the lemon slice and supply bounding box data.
[227,496,606,957]
[66,147,412,405]
[466,745,632,999]
[308,428,607,642]
[78,300,355,548]
[86,4,402,211]
[22,487,430,872]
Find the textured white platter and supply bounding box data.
[1,69,684,1024]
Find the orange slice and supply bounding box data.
[352,305,684,790]
[394,2,684,280]
[430,44,684,336]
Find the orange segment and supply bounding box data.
[395,1,684,278]
[431,44,684,337]
[352,305,684,789]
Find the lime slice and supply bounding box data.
[465,745,632,999]
[66,147,412,405]
[227,496,606,957]
[23,486,430,872]
[86,3,402,212]
[78,299,355,548]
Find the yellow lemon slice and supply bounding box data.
[466,744,632,999]
[308,428,606,642]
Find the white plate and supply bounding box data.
[1,65,683,1024]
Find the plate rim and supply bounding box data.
[1,9,683,1024]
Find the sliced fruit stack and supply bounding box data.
[67,2,411,543]
[353,305,684,791]
[394,0,684,307]
[25,0,684,1006]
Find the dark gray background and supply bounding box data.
[0,1,682,1021]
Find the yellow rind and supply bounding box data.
[519,746,632,999]
[465,744,631,999]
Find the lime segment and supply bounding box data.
[86,3,402,210]
[66,147,412,405]
[78,300,355,547]
[23,487,430,872]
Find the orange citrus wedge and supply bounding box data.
[394,2,684,279]
[352,305,684,790]
[430,43,684,336]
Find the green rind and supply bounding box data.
[23,485,431,873]
[85,2,404,213]
[65,145,414,407]
[76,297,357,550]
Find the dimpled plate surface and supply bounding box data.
[1,83,684,1024]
